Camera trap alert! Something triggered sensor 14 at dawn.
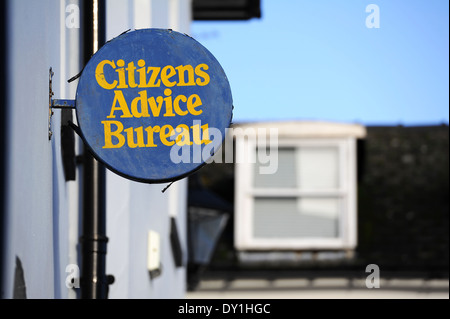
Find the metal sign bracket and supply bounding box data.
[48,67,76,140]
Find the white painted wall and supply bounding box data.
[2,0,190,299]
[3,0,81,299]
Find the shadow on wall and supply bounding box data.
[13,257,27,299]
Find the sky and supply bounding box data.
[190,0,449,126]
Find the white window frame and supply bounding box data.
[234,136,358,251]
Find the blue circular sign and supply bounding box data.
[75,29,233,183]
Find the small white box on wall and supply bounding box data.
[147,231,161,279]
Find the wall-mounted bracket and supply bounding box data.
[49,67,76,140]
[52,99,76,109]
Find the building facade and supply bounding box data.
[1,0,192,299]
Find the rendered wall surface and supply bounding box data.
[2,0,190,299]
[2,0,78,299]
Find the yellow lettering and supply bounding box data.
[101,122,210,149]
[161,65,177,87]
[146,66,161,87]
[102,120,125,148]
[195,64,210,86]
[130,90,150,118]
[187,94,203,116]
[148,96,164,117]
[115,59,128,89]
[145,125,160,147]
[191,123,202,145]
[163,89,175,117]
[95,60,117,90]
[173,94,188,116]
[126,61,138,88]
[160,125,175,146]
[175,124,192,146]
[107,91,133,118]
[137,60,147,88]
[124,126,145,148]
[201,123,212,144]
[176,65,195,86]
[97,60,211,89]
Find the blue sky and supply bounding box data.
[191,0,449,126]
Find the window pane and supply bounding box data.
[254,148,296,188]
[297,147,339,189]
[253,197,340,238]
[253,146,340,190]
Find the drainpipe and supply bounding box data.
[79,0,111,299]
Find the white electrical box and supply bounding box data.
[147,231,161,278]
